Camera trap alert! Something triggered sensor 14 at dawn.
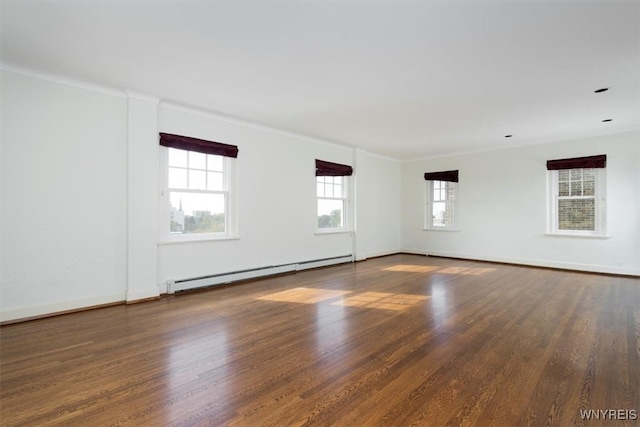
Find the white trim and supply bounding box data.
[314,230,352,235]
[158,235,240,245]
[354,147,400,163]
[0,292,126,323]
[362,249,403,260]
[159,100,357,153]
[1,63,126,98]
[126,288,160,302]
[402,249,640,276]
[402,130,639,163]
[543,233,611,239]
[126,90,161,104]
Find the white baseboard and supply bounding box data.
[356,249,403,262]
[126,288,161,302]
[401,248,640,276]
[1,292,126,323]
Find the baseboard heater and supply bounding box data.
[168,254,353,293]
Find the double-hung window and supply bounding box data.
[547,154,606,236]
[316,159,353,232]
[160,133,238,241]
[424,170,459,230]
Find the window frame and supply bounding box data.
[425,179,459,231]
[316,174,350,233]
[547,167,606,237]
[159,146,237,243]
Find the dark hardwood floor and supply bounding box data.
[1,254,639,426]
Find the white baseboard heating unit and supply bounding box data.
[167,254,353,293]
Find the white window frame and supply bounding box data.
[547,168,606,237]
[159,146,237,243]
[316,175,350,233]
[424,180,459,231]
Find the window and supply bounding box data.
[317,175,346,229]
[159,133,237,241]
[424,170,459,230]
[315,159,353,232]
[547,154,606,236]
[427,180,458,229]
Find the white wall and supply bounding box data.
[401,131,640,275]
[354,149,402,260]
[2,68,636,322]
[1,71,128,321]
[0,70,402,321]
[157,103,357,284]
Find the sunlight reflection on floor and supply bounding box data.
[384,264,495,275]
[437,266,496,275]
[256,287,352,304]
[255,263,492,311]
[383,265,441,273]
[332,292,429,311]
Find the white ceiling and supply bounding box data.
[2,0,639,160]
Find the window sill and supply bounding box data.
[158,235,240,245]
[423,228,460,232]
[544,233,611,239]
[315,229,352,236]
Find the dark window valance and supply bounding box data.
[316,159,353,176]
[424,170,459,182]
[159,133,238,158]
[546,154,606,170]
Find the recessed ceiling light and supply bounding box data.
[594,88,609,93]
[505,135,513,138]
[602,119,613,122]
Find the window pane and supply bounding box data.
[558,181,570,197]
[168,148,187,167]
[583,169,596,182]
[446,182,457,201]
[189,151,206,170]
[570,169,582,181]
[558,198,595,231]
[189,170,206,190]
[317,182,324,197]
[558,170,569,181]
[325,183,333,198]
[207,154,223,171]
[432,202,446,226]
[444,199,456,227]
[432,182,441,201]
[583,179,595,196]
[169,191,225,233]
[570,180,583,196]
[207,171,224,191]
[583,169,596,196]
[334,183,342,198]
[318,199,343,228]
[168,167,187,189]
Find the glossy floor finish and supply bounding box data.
[1,255,639,426]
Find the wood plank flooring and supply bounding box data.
[1,254,639,426]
